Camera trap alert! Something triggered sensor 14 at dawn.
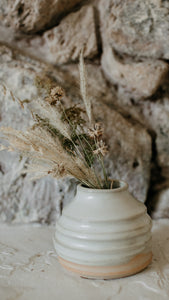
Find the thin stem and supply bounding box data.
[77,132,102,188]
[59,103,86,162]
[67,170,96,189]
[82,131,109,188]
[99,155,109,188]
[93,136,109,188]
[74,128,102,188]
[59,103,102,188]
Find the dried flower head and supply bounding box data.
[51,87,64,98]
[62,105,85,126]
[46,86,64,105]
[93,140,108,156]
[88,123,103,139]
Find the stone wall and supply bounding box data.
[0,0,168,223]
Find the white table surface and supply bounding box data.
[0,220,169,300]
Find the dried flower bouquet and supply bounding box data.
[0,52,111,189]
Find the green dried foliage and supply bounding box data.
[75,133,96,167]
[62,105,86,127]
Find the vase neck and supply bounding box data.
[77,180,128,194]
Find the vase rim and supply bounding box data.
[78,180,128,193]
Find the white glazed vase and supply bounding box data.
[53,180,152,279]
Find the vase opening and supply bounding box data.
[80,180,128,192]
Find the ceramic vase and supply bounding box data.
[53,180,152,279]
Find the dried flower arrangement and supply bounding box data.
[0,52,111,189]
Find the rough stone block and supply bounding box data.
[0,0,82,33]
[101,46,168,99]
[99,0,169,59]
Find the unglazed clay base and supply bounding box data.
[58,252,152,279]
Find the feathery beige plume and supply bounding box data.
[79,50,92,123]
[31,100,71,140]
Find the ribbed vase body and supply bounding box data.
[54,181,152,279]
